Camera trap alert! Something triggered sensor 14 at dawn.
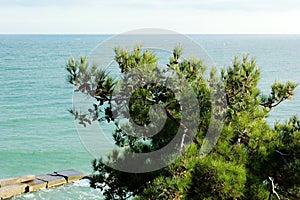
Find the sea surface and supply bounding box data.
[0,34,300,199]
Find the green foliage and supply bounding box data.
[91,157,161,199]
[186,157,247,199]
[261,81,297,109]
[66,47,300,199]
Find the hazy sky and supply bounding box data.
[1,0,300,34]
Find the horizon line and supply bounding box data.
[1,33,300,35]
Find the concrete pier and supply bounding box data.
[0,184,28,199]
[27,178,47,192]
[0,169,86,199]
[36,174,67,188]
[0,175,35,187]
[53,169,85,183]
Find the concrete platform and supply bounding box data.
[0,175,35,187]
[36,174,66,188]
[53,169,86,183]
[26,178,47,192]
[0,169,86,199]
[0,183,27,199]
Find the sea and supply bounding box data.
[0,34,300,199]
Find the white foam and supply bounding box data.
[72,178,90,187]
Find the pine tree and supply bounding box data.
[66,46,299,199]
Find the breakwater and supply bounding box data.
[0,169,86,199]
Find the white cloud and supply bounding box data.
[111,0,300,12]
[2,0,300,11]
[0,0,299,34]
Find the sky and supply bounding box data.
[0,0,300,34]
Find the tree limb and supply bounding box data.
[268,177,280,200]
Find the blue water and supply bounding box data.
[0,34,300,199]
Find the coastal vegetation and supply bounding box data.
[66,45,300,199]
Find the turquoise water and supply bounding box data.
[0,34,300,199]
